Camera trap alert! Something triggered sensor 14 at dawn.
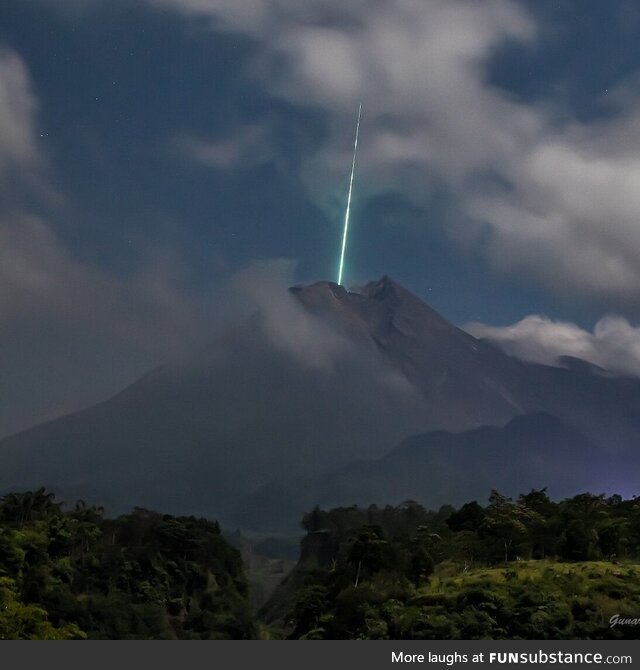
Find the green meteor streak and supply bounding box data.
[337,103,362,286]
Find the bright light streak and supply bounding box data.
[337,103,362,286]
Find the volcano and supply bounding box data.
[1,276,639,530]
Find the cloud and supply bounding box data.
[176,123,273,169]
[0,44,223,355]
[0,49,235,437]
[94,0,640,306]
[0,204,236,437]
[465,314,640,378]
[230,258,352,371]
[466,112,640,303]
[0,47,53,208]
[0,48,41,175]
[229,260,422,398]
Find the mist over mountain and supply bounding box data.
[1,276,639,531]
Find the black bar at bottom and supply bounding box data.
[0,640,637,670]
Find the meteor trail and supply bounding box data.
[337,103,362,286]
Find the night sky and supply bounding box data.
[3,0,640,436]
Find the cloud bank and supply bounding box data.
[466,314,640,378]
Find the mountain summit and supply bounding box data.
[1,276,639,529]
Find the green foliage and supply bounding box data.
[0,491,255,639]
[0,577,85,639]
[278,489,640,640]
[5,485,640,640]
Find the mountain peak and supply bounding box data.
[291,275,415,308]
[359,275,418,308]
[290,275,454,338]
[289,279,345,298]
[362,275,403,297]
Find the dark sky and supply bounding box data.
[2,0,640,436]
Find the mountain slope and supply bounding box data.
[293,277,640,447]
[0,276,639,529]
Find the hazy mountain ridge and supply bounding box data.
[235,412,622,531]
[317,412,611,507]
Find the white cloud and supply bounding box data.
[465,314,640,378]
[176,123,273,169]
[0,48,43,177]
[231,258,352,371]
[114,0,640,305]
[466,113,640,301]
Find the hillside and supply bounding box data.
[263,491,640,640]
[274,560,640,640]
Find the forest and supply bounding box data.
[0,489,255,639]
[1,487,639,639]
[264,490,640,640]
